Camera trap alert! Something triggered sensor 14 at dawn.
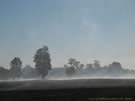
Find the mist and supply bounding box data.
[1,60,135,82]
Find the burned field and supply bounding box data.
[0,79,135,101]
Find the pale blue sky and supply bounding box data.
[0,0,135,69]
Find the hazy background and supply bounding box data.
[0,0,135,69]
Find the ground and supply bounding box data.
[0,79,135,101]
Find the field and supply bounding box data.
[0,79,135,101]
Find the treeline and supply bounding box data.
[0,46,135,80]
[0,65,38,80]
[0,46,51,80]
[48,59,135,79]
[64,59,135,78]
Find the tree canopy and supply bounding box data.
[10,57,22,79]
[33,46,52,79]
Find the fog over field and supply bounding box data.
[0,0,135,92]
[0,0,135,69]
[1,62,135,90]
[1,78,135,91]
[1,2,135,101]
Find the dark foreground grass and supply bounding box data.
[0,87,135,101]
[0,79,135,101]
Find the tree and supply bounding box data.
[68,58,80,69]
[79,64,84,69]
[93,60,100,69]
[86,64,93,70]
[10,57,22,79]
[21,65,38,79]
[65,58,80,77]
[33,46,52,79]
[111,62,122,70]
[66,66,76,77]
[64,64,68,68]
[86,64,94,71]
[68,58,76,67]
[0,66,9,80]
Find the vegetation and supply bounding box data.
[0,45,135,80]
[65,58,80,76]
[66,66,76,77]
[33,46,52,79]
[10,57,22,79]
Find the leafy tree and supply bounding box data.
[0,66,9,80]
[65,58,80,77]
[68,58,76,66]
[64,64,68,68]
[79,64,84,69]
[34,46,52,79]
[21,65,38,79]
[10,57,22,79]
[66,66,76,77]
[111,62,122,70]
[93,60,100,69]
[86,64,93,70]
[68,58,80,69]
[86,63,94,71]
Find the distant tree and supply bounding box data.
[86,64,94,71]
[107,62,123,76]
[0,66,9,80]
[68,58,80,69]
[33,46,52,79]
[66,66,76,77]
[74,61,80,69]
[65,58,80,77]
[68,58,76,66]
[93,60,100,69]
[10,57,22,79]
[79,64,84,69]
[111,62,123,70]
[21,65,38,79]
[84,64,94,75]
[64,64,68,68]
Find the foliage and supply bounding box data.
[66,66,76,77]
[0,67,9,80]
[68,58,80,69]
[33,46,52,79]
[93,60,100,69]
[21,65,38,78]
[65,58,80,77]
[10,57,22,79]
[79,64,84,69]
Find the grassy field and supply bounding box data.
[0,79,135,101]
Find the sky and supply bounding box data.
[0,0,135,69]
